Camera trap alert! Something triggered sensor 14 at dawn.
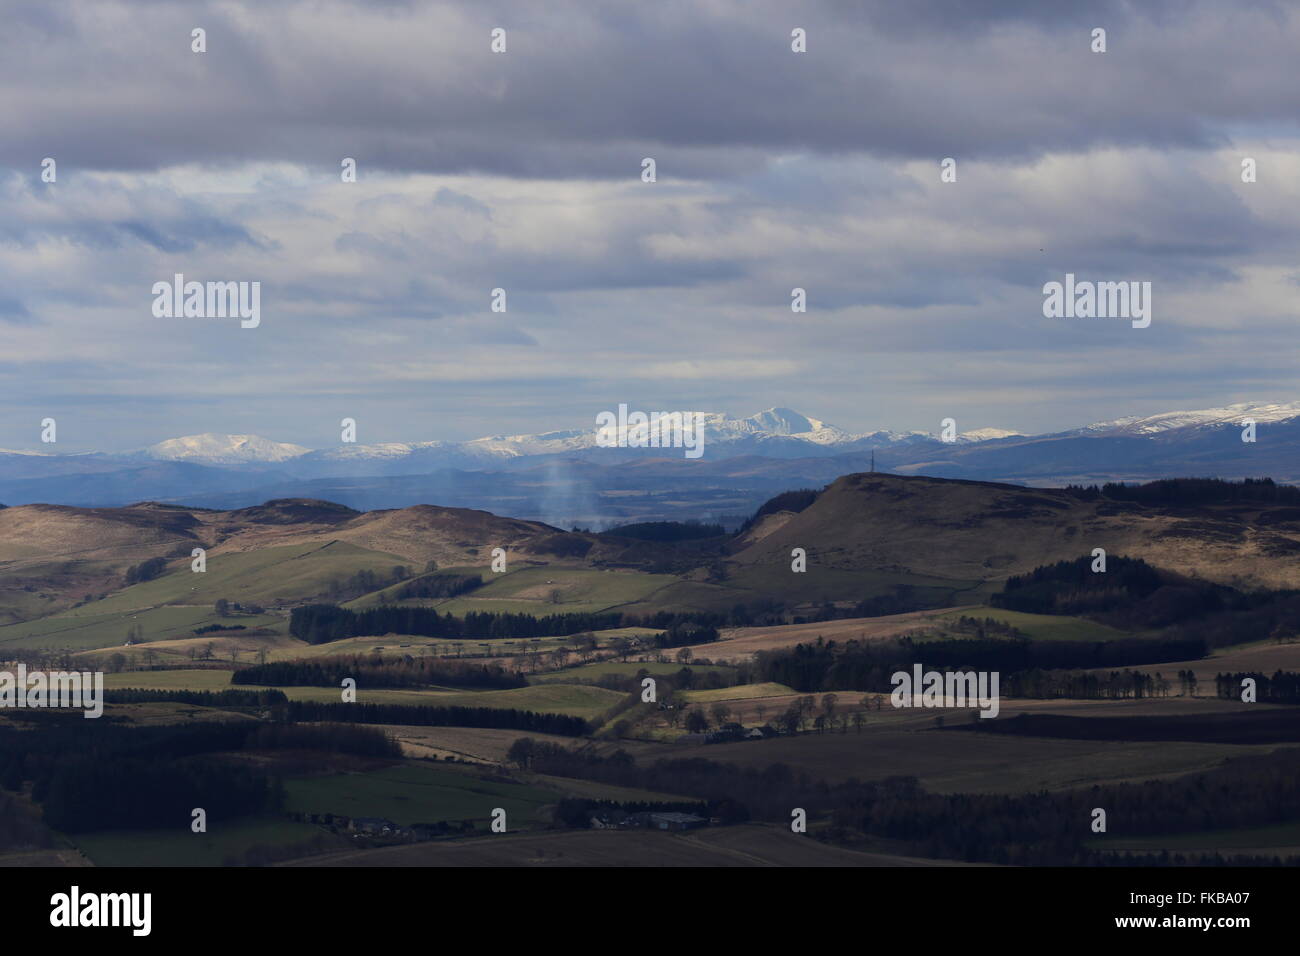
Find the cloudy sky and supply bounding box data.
[2,0,1298,452]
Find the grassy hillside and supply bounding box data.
[72,817,327,867]
[0,604,283,652]
[431,566,677,616]
[729,473,1300,593]
[529,658,736,685]
[99,669,625,718]
[283,763,556,829]
[0,540,414,652]
[934,606,1134,642]
[73,540,408,612]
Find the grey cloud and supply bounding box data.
[3,0,1299,179]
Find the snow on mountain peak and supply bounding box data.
[959,427,1024,442]
[143,433,311,464]
[1075,401,1300,437]
[142,402,1267,471]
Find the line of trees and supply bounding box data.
[39,755,277,833]
[123,556,168,585]
[0,720,272,833]
[1216,670,1300,704]
[284,700,589,736]
[326,566,414,601]
[232,656,526,690]
[550,796,716,827]
[1068,476,1300,506]
[244,723,400,757]
[755,634,1207,694]
[391,573,483,600]
[289,603,724,645]
[957,709,1300,744]
[515,736,1300,865]
[289,603,627,643]
[999,669,1169,700]
[737,488,822,534]
[992,555,1167,615]
[102,688,288,707]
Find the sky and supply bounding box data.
[2,0,1299,452]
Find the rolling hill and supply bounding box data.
[3,472,1300,655]
[5,401,1300,523]
[727,472,1300,593]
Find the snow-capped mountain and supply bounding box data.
[120,406,1209,471]
[1065,401,1300,438]
[84,403,1300,470]
[707,407,854,444]
[138,433,311,465]
[2,401,1297,512]
[956,427,1024,443]
[452,408,858,458]
[310,441,447,461]
[169,408,904,469]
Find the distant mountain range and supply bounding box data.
[125,407,1010,470]
[1,402,1296,522]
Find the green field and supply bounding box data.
[343,565,484,608]
[0,546,680,655]
[102,669,625,718]
[0,540,407,652]
[0,604,283,652]
[681,682,796,703]
[267,633,572,661]
[647,729,1269,794]
[432,566,678,616]
[86,540,408,611]
[523,773,695,805]
[1091,822,1300,853]
[263,681,624,717]
[935,606,1133,642]
[72,816,328,867]
[726,563,985,608]
[530,658,737,685]
[0,580,66,626]
[430,683,624,718]
[103,669,236,692]
[0,602,277,654]
[283,763,557,828]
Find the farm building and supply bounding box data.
[349,816,399,835]
[647,812,707,831]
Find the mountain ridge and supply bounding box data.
[8,401,1296,466]
[1,401,1298,518]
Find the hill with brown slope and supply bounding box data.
[0,503,213,621]
[0,497,626,625]
[728,473,1300,591]
[0,502,203,564]
[307,505,557,566]
[266,506,701,572]
[0,497,572,567]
